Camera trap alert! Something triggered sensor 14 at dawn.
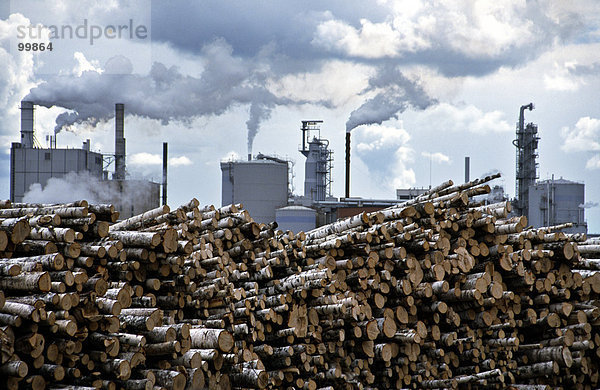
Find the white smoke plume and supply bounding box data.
[421,151,451,164]
[480,169,502,177]
[246,101,273,157]
[346,65,437,132]
[579,201,599,209]
[24,40,290,154]
[23,171,157,215]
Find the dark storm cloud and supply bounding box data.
[150,0,387,62]
[148,0,593,78]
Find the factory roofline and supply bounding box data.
[219,159,285,165]
[536,177,583,185]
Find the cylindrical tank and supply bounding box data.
[528,178,586,234]
[221,159,288,224]
[276,206,316,234]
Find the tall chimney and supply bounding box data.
[114,103,126,180]
[465,156,470,183]
[20,101,35,148]
[248,153,252,161]
[345,132,351,198]
[162,142,168,206]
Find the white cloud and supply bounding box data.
[561,117,600,152]
[0,14,37,148]
[129,152,191,167]
[313,0,545,59]
[420,103,512,133]
[169,156,192,167]
[422,151,451,164]
[129,152,162,165]
[586,154,600,170]
[72,52,103,76]
[355,124,411,152]
[269,60,372,107]
[544,62,582,91]
[313,17,429,58]
[221,151,241,162]
[353,124,416,190]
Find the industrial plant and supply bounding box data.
[9,101,161,218]
[512,103,587,234]
[2,100,598,390]
[219,103,589,235]
[221,120,407,232]
[7,99,591,232]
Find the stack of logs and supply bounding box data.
[0,173,599,389]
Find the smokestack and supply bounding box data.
[163,142,168,206]
[248,153,252,161]
[345,131,351,198]
[114,103,126,180]
[20,101,34,148]
[465,156,470,183]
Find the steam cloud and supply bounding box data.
[25,40,289,155]
[579,202,599,209]
[246,101,274,157]
[346,65,437,132]
[23,171,155,213]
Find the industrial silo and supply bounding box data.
[276,205,316,233]
[528,177,587,234]
[221,155,289,224]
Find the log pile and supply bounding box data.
[0,174,599,390]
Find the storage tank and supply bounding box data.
[276,205,316,233]
[221,157,288,224]
[528,177,587,234]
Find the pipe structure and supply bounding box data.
[465,156,470,183]
[513,102,538,218]
[114,103,126,180]
[162,142,168,206]
[519,103,534,131]
[345,131,351,198]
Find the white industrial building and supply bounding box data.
[10,101,160,219]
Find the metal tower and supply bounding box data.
[300,121,333,202]
[513,103,539,218]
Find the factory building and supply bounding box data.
[221,120,404,233]
[9,101,160,219]
[10,101,103,202]
[221,155,289,224]
[275,206,316,233]
[511,103,587,234]
[396,188,428,201]
[528,178,587,234]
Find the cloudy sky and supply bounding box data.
[1,1,599,232]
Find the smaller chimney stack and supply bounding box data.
[114,103,126,180]
[20,101,35,148]
[345,132,351,198]
[465,156,470,183]
[162,142,168,206]
[248,153,252,161]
